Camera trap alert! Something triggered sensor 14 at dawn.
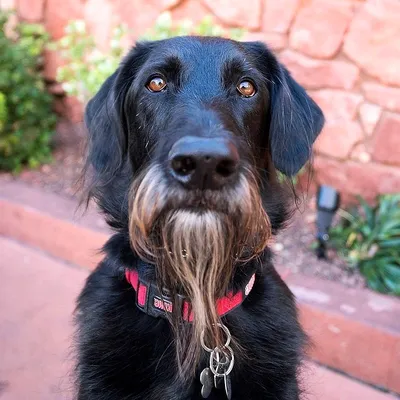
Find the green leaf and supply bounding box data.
[381,264,400,295]
[383,263,400,279]
[379,238,400,248]
[0,11,55,172]
[334,193,400,296]
[358,196,375,229]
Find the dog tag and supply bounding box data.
[214,374,222,389]
[213,349,221,389]
[224,374,232,400]
[200,324,235,398]
[200,368,213,398]
[212,349,228,389]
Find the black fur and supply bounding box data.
[76,37,324,399]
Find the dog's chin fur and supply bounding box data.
[129,164,271,378]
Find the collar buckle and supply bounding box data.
[137,279,186,319]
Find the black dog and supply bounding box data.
[76,36,324,400]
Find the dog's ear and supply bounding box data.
[84,42,153,185]
[244,42,324,176]
[269,65,325,176]
[84,70,126,182]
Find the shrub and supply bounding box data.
[0,11,56,172]
[53,20,127,104]
[331,194,400,296]
[141,11,243,40]
[54,12,244,105]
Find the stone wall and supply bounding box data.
[3,0,400,200]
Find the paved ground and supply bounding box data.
[0,236,397,400]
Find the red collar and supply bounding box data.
[125,269,256,322]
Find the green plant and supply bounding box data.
[54,12,244,105]
[277,166,306,185]
[0,11,56,172]
[141,12,244,41]
[331,194,400,295]
[53,20,128,104]
[0,92,6,132]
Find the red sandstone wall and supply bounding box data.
[3,0,400,200]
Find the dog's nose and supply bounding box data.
[169,136,239,190]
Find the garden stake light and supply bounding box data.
[316,185,340,259]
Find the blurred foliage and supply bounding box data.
[331,194,400,296]
[51,20,127,104]
[54,12,244,104]
[277,166,306,184]
[0,11,56,172]
[141,11,243,40]
[0,92,6,132]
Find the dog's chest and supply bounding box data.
[77,264,304,399]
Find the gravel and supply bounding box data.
[273,204,365,288]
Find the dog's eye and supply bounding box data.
[147,76,167,92]
[237,80,256,97]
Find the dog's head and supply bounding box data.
[83,36,324,376]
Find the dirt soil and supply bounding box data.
[273,206,365,288]
[1,120,365,289]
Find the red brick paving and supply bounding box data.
[302,364,397,400]
[0,237,397,399]
[0,237,86,400]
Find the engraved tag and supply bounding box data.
[214,374,222,389]
[200,368,213,398]
[224,374,232,400]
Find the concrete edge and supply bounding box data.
[0,198,108,270]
